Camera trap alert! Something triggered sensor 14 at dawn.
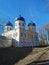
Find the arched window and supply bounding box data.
[10,28,12,30]
[21,33,23,37]
[22,23,24,27]
[7,27,8,30]
[19,22,20,25]
[24,33,26,37]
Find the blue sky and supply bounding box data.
[0,0,49,33]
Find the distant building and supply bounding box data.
[2,15,39,47]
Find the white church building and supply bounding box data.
[2,15,39,47]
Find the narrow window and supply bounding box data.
[21,33,23,37]
[10,28,12,30]
[22,23,24,27]
[24,33,26,37]
[19,23,20,25]
[7,27,8,30]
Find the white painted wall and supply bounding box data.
[0,36,12,48]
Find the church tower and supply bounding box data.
[4,21,13,32]
[15,15,26,47]
[28,21,36,32]
[15,15,25,29]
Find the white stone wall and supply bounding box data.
[2,28,39,47]
[0,36,12,48]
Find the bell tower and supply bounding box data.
[4,21,13,32]
[14,15,26,47]
[28,21,36,32]
[15,15,26,29]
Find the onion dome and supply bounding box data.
[6,21,13,27]
[28,21,36,27]
[16,15,25,22]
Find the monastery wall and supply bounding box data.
[0,36,12,48]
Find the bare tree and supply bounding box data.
[38,25,47,46]
[44,23,49,43]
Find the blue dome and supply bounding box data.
[6,21,13,27]
[28,21,36,27]
[16,15,25,22]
